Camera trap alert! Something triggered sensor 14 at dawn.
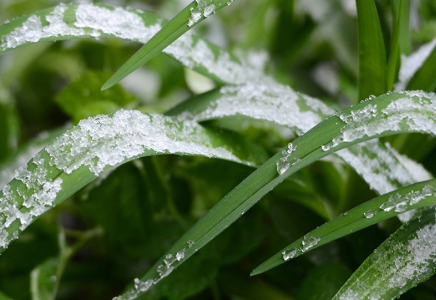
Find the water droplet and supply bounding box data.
[363,210,377,219]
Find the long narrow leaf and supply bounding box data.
[168,84,424,195]
[334,207,436,299]
[0,110,267,252]
[356,0,387,100]
[252,180,436,275]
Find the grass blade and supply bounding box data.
[0,111,267,253]
[356,0,387,100]
[252,180,436,275]
[101,0,234,90]
[333,207,436,299]
[116,91,436,299]
[387,0,408,90]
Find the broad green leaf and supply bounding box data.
[102,0,235,90]
[356,0,387,100]
[252,180,436,275]
[116,91,436,299]
[296,261,352,300]
[0,110,267,254]
[333,207,436,299]
[31,258,60,300]
[55,71,136,123]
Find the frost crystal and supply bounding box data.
[395,38,436,91]
[0,153,63,250]
[276,143,297,175]
[1,4,85,50]
[114,245,190,300]
[74,4,161,42]
[380,185,435,213]
[282,249,297,261]
[45,110,245,176]
[301,233,321,252]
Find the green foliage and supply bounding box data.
[1,1,436,300]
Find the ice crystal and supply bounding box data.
[188,0,217,27]
[45,110,244,176]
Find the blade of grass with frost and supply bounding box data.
[356,0,387,100]
[167,85,422,196]
[406,46,436,91]
[102,0,235,90]
[395,37,436,91]
[0,110,267,253]
[252,180,436,275]
[0,3,263,86]
[333,207,436,299]
[116,91,436,299]
[0,126,68,189]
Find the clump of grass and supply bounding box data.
[0,0,436,299]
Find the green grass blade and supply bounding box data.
[0,110,267,253]
[0,290,12,300]
[168,85,423,196]
[333,207,436,299]
[115,91,436,299]
[102,0,234,90]
[356,0,387,100]
[252,180,436,275]
[387,0,408,90]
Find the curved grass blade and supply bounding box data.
[102,0,234,90]
[252,180,436,275]
[0,3,264,86]
[406,45,436,91]
[115,91,436,299]
[0,126,68,189]
[333,207,436,299]
[0,110,267,253]
[168,84,423,195]
[395,38,436,91]
[356,0,387,100]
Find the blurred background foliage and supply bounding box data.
[1,0,436,299]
